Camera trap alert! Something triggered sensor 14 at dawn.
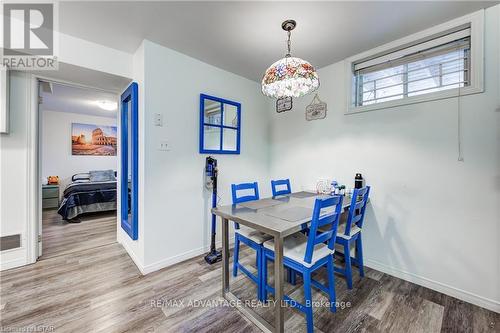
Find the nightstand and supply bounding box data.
[42,184,60,209]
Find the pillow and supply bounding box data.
[89,170,116,182]
[73,179,91,183]
[72,173,90,182]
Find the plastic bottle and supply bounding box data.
[355,173,364,189]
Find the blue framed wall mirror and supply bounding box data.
[120,82,139,240]
[199,94,241,154]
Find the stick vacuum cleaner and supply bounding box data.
[204,156,222,264]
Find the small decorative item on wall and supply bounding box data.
[71,123,117,156]
[199,94,241,154]
[276,97,293,113]
[306,94,327,121]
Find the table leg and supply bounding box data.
[274,235,284,333]
[222,217,229,295]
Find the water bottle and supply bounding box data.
[355,173,364,189]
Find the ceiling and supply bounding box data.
[59,1,498,82]
[40,82,118,118]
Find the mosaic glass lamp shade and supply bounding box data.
[261,20,320,98]
[261,56,319,98]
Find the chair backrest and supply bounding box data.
[304,195,344,264]
[231,182,259,230]
[343,186,371,237]
[271,179,291,197]
[231,182,260,204]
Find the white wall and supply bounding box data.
[136,40,271,272]
[59,33,133,79]
[269,6,500,311]
[0,37,132,270]
[41,110,117,193]
[117,41,146,271]
[0,72,32,269]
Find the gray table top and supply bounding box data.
[212,191,353,238]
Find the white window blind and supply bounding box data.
[353,27,471,107]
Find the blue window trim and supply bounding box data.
[120,82,138,240]
[199,93,241,154]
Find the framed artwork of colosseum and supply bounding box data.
[71,123,117,156]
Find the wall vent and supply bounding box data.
[0,234,21,251]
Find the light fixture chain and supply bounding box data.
[286,30,291,57]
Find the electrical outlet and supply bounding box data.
[154,113,163,126]
[158,141,170,151]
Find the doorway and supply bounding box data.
[37,80,120,259]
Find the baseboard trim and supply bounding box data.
[142,246,206,275]
[365,258,500,313]
[117,238,145,275]
[142,237,235,275]
[0,256,27,271]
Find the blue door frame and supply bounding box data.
[121,82,138,240]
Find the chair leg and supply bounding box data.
[356,235,364,278]
[327,256,337,313]
[303,271,314,333]
[344,243,353,289]
[287,268,297,285]
[257,247,263,301]
[232,237,240,277]
[262,253,268,301]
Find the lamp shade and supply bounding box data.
[261,56,319,98]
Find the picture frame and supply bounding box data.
[71,123,117,156]
[199,94,241,155]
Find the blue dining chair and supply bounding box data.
[262,195,344,333]
[231,182,271,301]
[271,179,291,197]
[271,178,306,285]
[335,186,370,289]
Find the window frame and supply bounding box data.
[199,93,241,155]
[345,9,484,114]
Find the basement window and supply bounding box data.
[346,10,484,113]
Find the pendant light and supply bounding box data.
[261,20,320,98]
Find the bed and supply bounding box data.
[57,170,118,221]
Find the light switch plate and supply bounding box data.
[158,141,170,151]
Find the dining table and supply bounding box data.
[212,191,354,333]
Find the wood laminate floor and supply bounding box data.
[41,209,116,259]
[1,217,498,332]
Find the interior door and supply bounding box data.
[120,82,138,240]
